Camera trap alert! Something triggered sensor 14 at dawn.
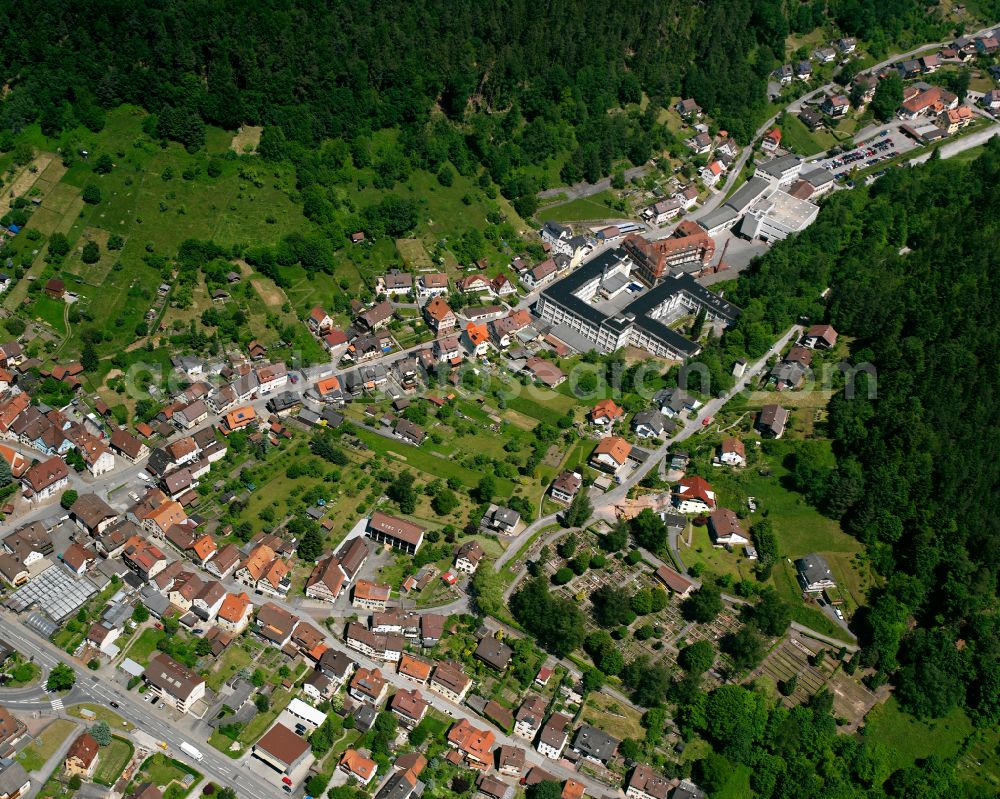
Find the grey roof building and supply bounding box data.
[796,554,835,592]
[571,724,620,763]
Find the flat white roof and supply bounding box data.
[749,189,818,231]
[286,697,328,728]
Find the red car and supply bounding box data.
[702,416,712,426]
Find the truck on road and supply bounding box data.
[180,742,204,762]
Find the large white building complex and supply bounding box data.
[535,247,740,360]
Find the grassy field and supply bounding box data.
[93,736,135,786]
[536,190,619,223]
[67,704,133,731]
[863,698,973,772]
[18,719,78,772]
[354,427,515,495]
[122,627,166,665]
[130,755,201,799]
[780,114,838,156]
[580,691,644,741]
[206,644,255,692]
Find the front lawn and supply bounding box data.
[18,719,78,771]
[93,736,135,786]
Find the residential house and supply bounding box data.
[256,362,289,395]
[447,719,496,770]
[336,537,370,582]
[236,544,291,597]
[429,661,471,702]
[719,438,746,467]
[349,667,389,705]
[374,768,419,799]
[590,436,632,474]
[654,388,699,419]
[550,471,582,504]
[522,259,558,290]
[814,46,837,62]
[590,399,624,428]
[457,274,491,295]
[475,637,513,671]
[61,543,95,576]
[481,505,520,534]
[497,745,526,778]
[345,623,404,663]
[121,536,168,581]
[799,108,825,131]
[144,652,206,713]
[757,404,790,438]
[352,580,391,612]
[216,592,253,634]
[625,763,672,799]
[685,132,712,155]
[462,322,490,357]
[572,725,619,764]
[340,750,378,786]
[394,419,426,447]
[797,554,836,592]
[205,544,241,580]
[673,475,716,513]
[821,95,850,117]
[192,580,226,621]
[174,400,209,429]
[380,271,414,298]
[491,273,517,297]
[423,296,457,334]
[537,713,571,760]
[796,60,812,80]
[632,410,673,440]
[675,98,702,119]
[708,508,749,547]
[643,198,684,226]
[420,614,444,648]
[255,602,300,647]
[775,64,794,84]
[70,493,117,535]
[390,689,428,728]
[63,733,100,778]
[418,273,450,300]
[700,160,724,187]
[110,429,149,463]
[308,306,334,334]
[454,541,485,575]
[514,695,548,741]
[523,357,565,388]
[21,456,69,502]
[802,323,837,349]
[302,671,334,704]
[0,761,29,799]
[398,654,433,686]
[357,301,395,331]
[305,556,347,603]
[762,127,781,152]
[318,649,356,686]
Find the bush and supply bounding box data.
[82,183,101,204]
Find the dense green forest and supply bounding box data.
[0,0,952,208]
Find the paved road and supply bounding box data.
[595,324,803,515]
[908,121,1000,164]
[537,165,650,202]
[0,614,276,799]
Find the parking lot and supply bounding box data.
[816,129,909,180]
